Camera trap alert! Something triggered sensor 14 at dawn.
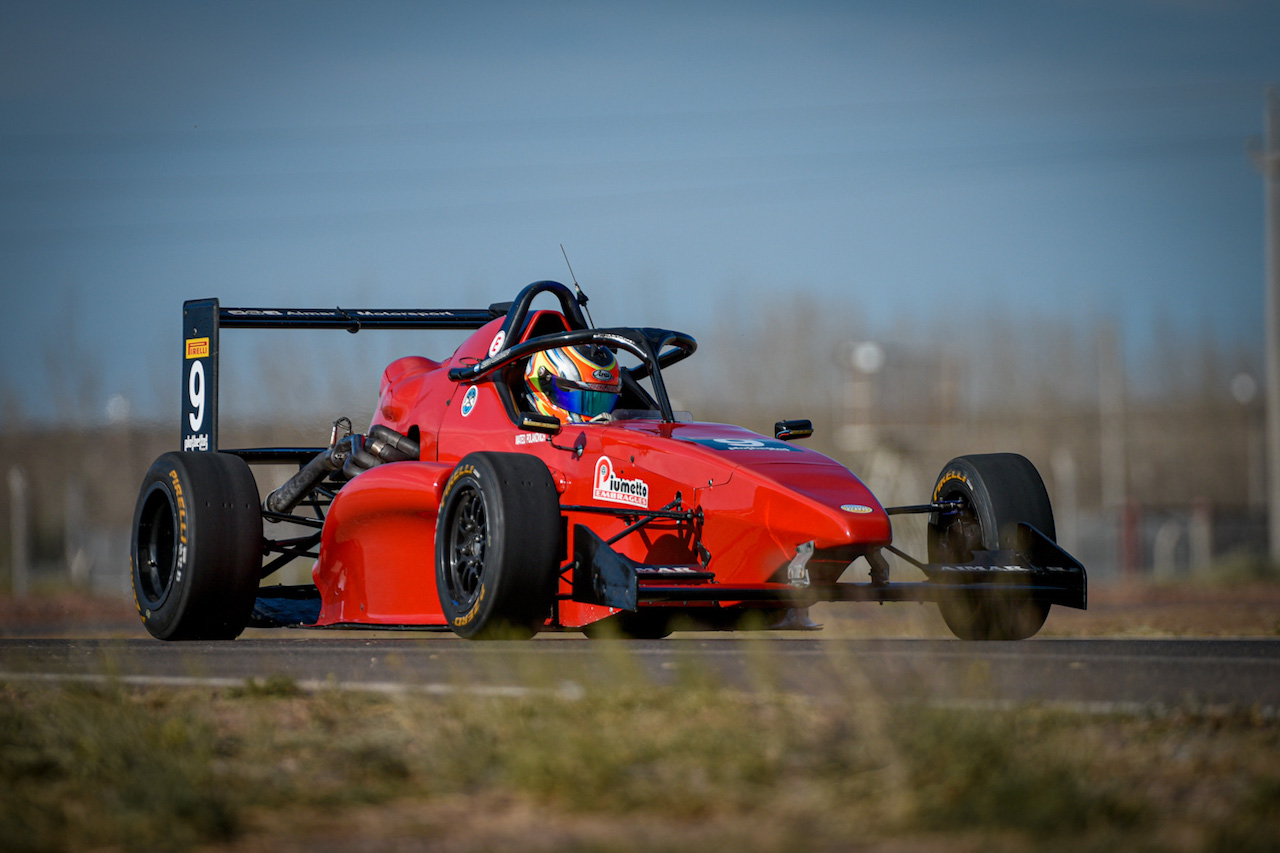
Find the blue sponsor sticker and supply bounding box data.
[680,437,801,452]
[460,386,479,417]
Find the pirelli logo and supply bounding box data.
[185,337,210,359]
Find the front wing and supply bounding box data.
[572,523,1086,612]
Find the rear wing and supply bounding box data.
[181,299,503,452]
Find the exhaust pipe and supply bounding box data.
[265,423,420,514]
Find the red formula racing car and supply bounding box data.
[131,280,1085,641]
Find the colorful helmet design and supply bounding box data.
[525,345,622,422]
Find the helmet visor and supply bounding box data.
[548,376,619,418]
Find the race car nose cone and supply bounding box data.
[753,461,892,545]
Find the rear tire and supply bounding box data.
[131,451,262,640]
[435,452,561,639]
[927,453,1053,641]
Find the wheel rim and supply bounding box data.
[135,484,177,607]
[936,489,984,563]
[444,484,488,610]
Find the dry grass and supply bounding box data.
[2,581,1278,851]
[2,668,1278,853]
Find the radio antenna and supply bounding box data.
[560,243,594,327]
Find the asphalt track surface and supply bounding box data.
[2,637,1278,713]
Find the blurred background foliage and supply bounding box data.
[0,286,1266,594]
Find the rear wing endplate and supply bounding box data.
[180,299,502,452]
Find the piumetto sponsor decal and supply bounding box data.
[592,457,649,509]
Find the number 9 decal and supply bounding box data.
[189,360,205,432]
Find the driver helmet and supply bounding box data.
[525,344,622,423]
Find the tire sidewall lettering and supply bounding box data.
[442,465,488,626]
[933,470,969,502]
[168,469,188,579]
[452,583,487,627]
[445,464,477,498]
[139,468,190,626]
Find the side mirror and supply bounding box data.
[774,419,813,442]
[520,413,562,436]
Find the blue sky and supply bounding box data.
[2,0,1278,425]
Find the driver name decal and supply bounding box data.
[592,457,649,509]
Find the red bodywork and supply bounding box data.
[311,311,891,631]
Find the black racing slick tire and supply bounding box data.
[435,452,561,640]
[131,451,263,640]
[927,453,1054,641]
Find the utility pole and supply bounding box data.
[9,467,29,598]
[1261,87,1280,563]
[1098,322,1126,512]
[1098,321,1134,574]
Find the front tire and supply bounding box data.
[927,453,1053,641]
[435,452,561,639]
[131,451,262,640]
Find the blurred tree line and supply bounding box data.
[0,291,1266,590]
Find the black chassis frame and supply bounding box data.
[178,280,1086,623]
